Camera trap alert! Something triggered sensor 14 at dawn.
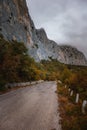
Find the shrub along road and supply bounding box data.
[0,81,61,130]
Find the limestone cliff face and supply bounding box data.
[0,0,32,43]
[0,0,39,60]
[58,45,87,65]
[0,0,87,65]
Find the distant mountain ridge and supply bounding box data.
[0,0,87,66]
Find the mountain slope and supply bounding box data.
[0,0,87,66]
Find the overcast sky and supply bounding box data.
[26,0,87,57]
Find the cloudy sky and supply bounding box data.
[26,0,87,57]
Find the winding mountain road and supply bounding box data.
[0,81,61,130]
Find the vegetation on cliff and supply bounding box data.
[0,35,44,91]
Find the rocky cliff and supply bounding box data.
[0,0,87,65]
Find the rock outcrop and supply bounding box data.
[0,0,87,65]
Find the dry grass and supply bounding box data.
[57,83,87,130]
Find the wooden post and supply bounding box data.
[82,100,87,114]
[68,88,71,92]
[75,93,79,103]
[70,90,73,96]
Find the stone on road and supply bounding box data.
[0,81,61,130]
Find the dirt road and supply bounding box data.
[0,81,61,130]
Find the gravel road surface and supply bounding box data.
[0,81,61,130]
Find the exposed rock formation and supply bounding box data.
[0,0,87,65]
[0,0,31,43]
